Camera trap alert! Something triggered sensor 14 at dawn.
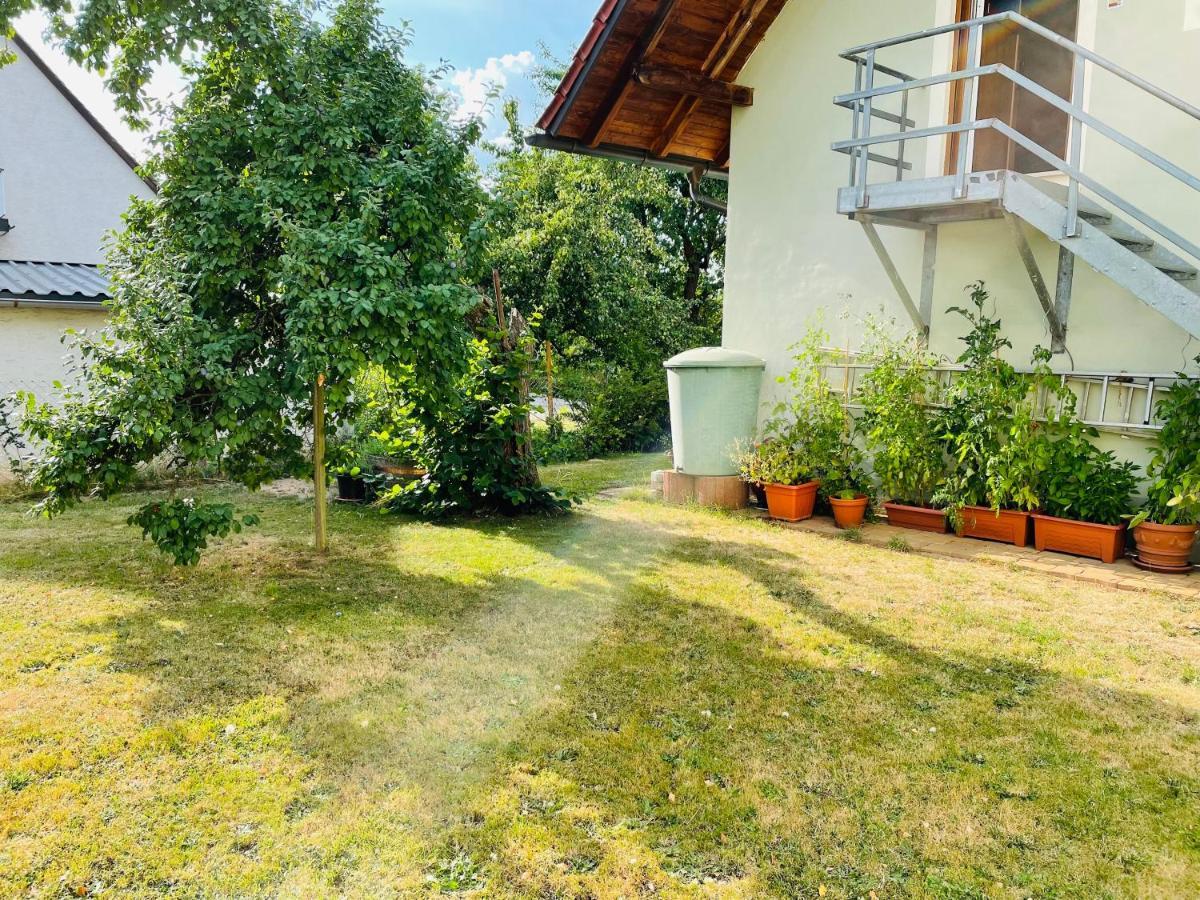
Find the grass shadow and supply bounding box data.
[437,528,1200,897]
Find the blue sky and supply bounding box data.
[386,0,599,145]
[15,0,601,159]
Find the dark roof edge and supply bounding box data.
[11,32,158,193]
[540,0,630,135]
[526,133,728,180]
[0,296,107,307]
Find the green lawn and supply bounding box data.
[1,454,1198,897]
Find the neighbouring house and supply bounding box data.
[536,0,1200,461]
[0,32,156,407]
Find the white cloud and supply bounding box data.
[450,50,534,124]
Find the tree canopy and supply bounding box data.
[487,102,724,374]
[15,0,487,561]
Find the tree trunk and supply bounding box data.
[313,375,328,553]
[544,341,555,421]
[493,270,540,488]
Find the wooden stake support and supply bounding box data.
[313,374,328,553]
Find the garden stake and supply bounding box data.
[313,373,328,553]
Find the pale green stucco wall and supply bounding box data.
[722,0,1200,461]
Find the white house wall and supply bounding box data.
[0,36,151,463]
[723,0,941,385]
[723,0,1200,460]
[0,306,104,401]
[0,39,153,264]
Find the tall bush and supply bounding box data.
[383,299,573,517]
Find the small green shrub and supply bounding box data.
[559,365,670,457]
[531,416,588,464]
[382,321,575,518]
[1040,431,1139,525]
[128,499,259,566]
[820,437,873,504]
[1133,363,1200,527]
[737,438,814,486]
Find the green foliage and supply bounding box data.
[736,438,813,487]
[328,369,419,476]
[933,282,1140,526]
[1040,431,1140,526]
[938,283,1033,512]
[937,283,1072,519]
[487,111,724,374]
[487,101,724,462]
[820,441,873,503]
[12,0,485,563]
[127,499,259,566]
[1133,362,1200,526]
[531,416,584,465]
[854,322,947,507]
[557,364,670,458]
[740,328,850,488]
[382,308,575,517]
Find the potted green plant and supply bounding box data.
[738,328,845,523]
[364,431,426,478]
[1032,429,1140,563]
[937,286,1064,547]
[822,436,873,529]
[334,464,369,502]
[1130,367,1200,573]
[328,438,373,503]
[855,323,949,533]
[737,438,820,522]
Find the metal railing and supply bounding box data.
[833,10,1200,261]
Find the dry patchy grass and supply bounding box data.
[1,455,1198,897]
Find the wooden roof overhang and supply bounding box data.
[533,0,789,178]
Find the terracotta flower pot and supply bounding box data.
[830,494,870,529]
[884,501,947,534]
[957,505,1033,547]
[1032,514,1127,564]
[763,481,820,522]
[1132,522,1198,574]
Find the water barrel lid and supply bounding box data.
[664,347,766,369]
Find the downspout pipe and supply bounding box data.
[685,165,728,216]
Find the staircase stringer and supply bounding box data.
[1001,174,1200,340]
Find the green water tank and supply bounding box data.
[664,347,765,476]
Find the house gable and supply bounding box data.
[0,33,156,267]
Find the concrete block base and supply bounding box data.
[662,471,748,510]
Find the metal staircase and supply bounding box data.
[830,10,1200,347]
